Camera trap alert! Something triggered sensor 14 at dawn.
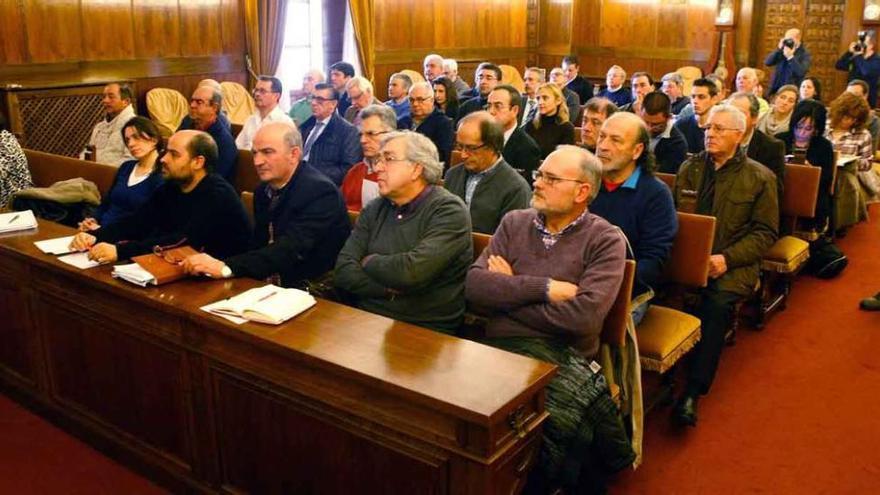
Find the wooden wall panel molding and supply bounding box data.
[375,47,530,65]
[81,0,137,61]
[22,0,84,63]
[132,0,183,58]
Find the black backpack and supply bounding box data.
[807,237,848,279]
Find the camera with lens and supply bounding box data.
[856,31,868,52]
[782,38,795,49]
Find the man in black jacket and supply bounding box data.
[639,92,688,174]
[457,63,502,120]
[729,92,786,202]
[398,82,455,167]
[764,28,812,94]
[562,55,594,105]
[183,122,350,287]
[487,85,542,184]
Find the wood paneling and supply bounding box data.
[179,0,225,56]
[0,2,27,65]
[81,1,136,61]
[132,0,182,58]
[22,0,83,63]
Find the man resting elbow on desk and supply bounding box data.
[182,122,351,288]
[69,130,251,263]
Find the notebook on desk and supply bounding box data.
[0,210,37,233]
[201,285,316,325]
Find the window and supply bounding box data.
[276,0,324,110]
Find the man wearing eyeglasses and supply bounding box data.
[340,105,398,211]
[457,63,503,120]
[343,76,382,125]
[298,83,363,185]
[335,131,472,334]
[235,76,293,150]
[638,92,689,174]
[465,146,632,491]
[444,111,530,234]
[178,85,237,182]
[70,130,251,264]
[396,83,454,167]
[672,105,779,427]
[590,112,677,324]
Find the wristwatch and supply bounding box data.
[220,265,233,278]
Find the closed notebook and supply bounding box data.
[0,210,37,233]
[131,245,199,285]
[202,284,316,325]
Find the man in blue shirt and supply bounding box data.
[178,85,237,182]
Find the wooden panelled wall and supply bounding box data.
[0,0,248,116]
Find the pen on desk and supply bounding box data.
[6,214,19,224]
[256,290,278,303]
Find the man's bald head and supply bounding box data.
[252,122,303,188]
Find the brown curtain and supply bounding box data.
[348,0,375,82]
[244,0,289,82]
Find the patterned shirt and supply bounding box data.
[826,126,873,171]
[465,158,501,205]
[0,130,33,208]
[533,208,590,249]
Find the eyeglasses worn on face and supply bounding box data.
[409,96,433,104]
[361,130,390,139]
[454,143,487,154]
[705,124,742,133]
[308,95,336,103]
[375,155,411,165]
[532,170,585,185]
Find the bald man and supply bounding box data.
[184,122,350,287]
[178,85,237,182]
[70,130,251,264]
[735,68,770,117]
[764,28,812,94]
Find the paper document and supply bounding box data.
[112,263,156,287]
[837,154,859,167]
[201,284,316,325]
[34,235,76,255]
[57,252,102,270]
[0,210,37,233]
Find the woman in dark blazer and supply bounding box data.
[524,83,575,158]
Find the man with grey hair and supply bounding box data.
[520,67,546,127]
[184,122,350,287]
[289,69,325,126]
[442,58,471,96]
[465,144,632,492]
[397,82,454,166]
[735,67,770,116]
[423,53,445,82]
[672,104,778,427]
[386,72,412,120]
[178,84,237,182]
[728,91,786,202]
[344,76,381,125]
[341,104,399,210]
[661,72,691,115]
[599,65,633,107]
[335,131,472,334]
[445,111,530,234]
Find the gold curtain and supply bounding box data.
[348,0,375,82]
[244,0,289,81]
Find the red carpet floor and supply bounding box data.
[611,204,880,494]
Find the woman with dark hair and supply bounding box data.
[825,92,872,233]
[524,83,575,158]
[0,110,33,209]
[776,100,834,230]
[432,76,459,121]
[79,116,164,231]
[799,76,822,102]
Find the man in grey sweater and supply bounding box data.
[335,131,472,334]
[444,111,531,234]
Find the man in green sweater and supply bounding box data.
[444,111,531,234]
[334,131,473,333]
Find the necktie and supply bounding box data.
[303,121,324,160]
[522,100,538,127]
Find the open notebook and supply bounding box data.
[0,210,37,233]
[201,284,316,325]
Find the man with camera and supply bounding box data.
[764,29,812,95]
[836,29,880,107]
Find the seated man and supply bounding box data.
[458,63,503,120]
[465,145,633,492]
[235,75,293,150]
[674,77,721,154]
[344,76,382,125]
[385,72,412,120]
[423,53,445,83]
[445,111,531,234]
[329,61,356,116]
[341,104,398,211]
[183,123,350,288]
[487,84,542,184]
[520,67,545,128]
[397,82,454,167]
[562,54,594,105]
[639,92,689,173]
[299,83,363,185]
[442,58,471,97]
[334,131,472,334]
[735,67,770,116]
[672,105,778,426]
[178,85,237,182]
[598,65,633,108]
[289,69,325,126]
[84,82,136,166]
[620,72,654,114]
[70,130,252,263]
[590,112,677,323]
[661,72,691,115]
[580,97,619,152]
[728,91,786,203]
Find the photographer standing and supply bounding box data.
[836,30,880,107]
[765,29,812,94]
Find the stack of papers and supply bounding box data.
[0,210,37,233]
[837,154,859,167]
[112,263,156,287]
[201,284,316,325]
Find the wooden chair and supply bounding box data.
[755,164,821,327]
[656,172,676,191]
[472,232,491,262]
[233,149,260,195]
[220,81,256,126]
[637,212,716,375]
[675,66,703,97]
[499,65,525,93]
[240,191,254,223]
[600,260,636,403]
[145,88,188,138]
[399,69,425,85]
[24,149,117,198]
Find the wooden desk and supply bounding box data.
[0,221,556,494]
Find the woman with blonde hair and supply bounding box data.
[826,91,872,234]
[757,84,798,136]
[524,83,575,158]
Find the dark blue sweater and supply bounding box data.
[94,159,163,228]
[674,114,706,154]
[589,167,678,297]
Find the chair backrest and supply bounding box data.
[665,212,716,287]
[675,66,703,97]
[233,149,260,194]
[24,149,117,197]
[472,232,491,262]
[499,65,525,93]
[782,163,821,218]
[220,81,256,126]
[656,172,676,191]
[240,191,254,223]
[399,69,426,85]
[450,150,464,167]
[347,209,360,227]
[146,88,188,138]
[601,259,636,349]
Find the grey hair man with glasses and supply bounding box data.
[397,82,454,167]
[335,131,472,334]
[298,82,362,185]
[671,104,778,427]
[444,111,530,234]
[341,104,398,211]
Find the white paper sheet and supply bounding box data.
[57,252,102,270]
[0,210,37,233]
[34,235,77,255]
